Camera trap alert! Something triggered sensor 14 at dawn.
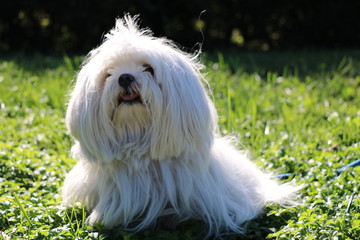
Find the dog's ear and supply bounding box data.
[150,52,217,160]
[66,60,116,162]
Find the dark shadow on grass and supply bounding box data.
[0,52,84,73]
[91,209,293,240]
[2,49,360,77]
[204,49,360,78]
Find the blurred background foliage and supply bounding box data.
[0,0,359,53]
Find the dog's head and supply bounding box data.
[66,15,216,163]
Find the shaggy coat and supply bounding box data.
[62,15,295,237]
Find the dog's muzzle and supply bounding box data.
[118,74,141,104]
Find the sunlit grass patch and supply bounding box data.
[0,51,359,239]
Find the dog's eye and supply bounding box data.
[142,64,154,76]
[106,72,112,79]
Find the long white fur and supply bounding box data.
[62,15,296,237]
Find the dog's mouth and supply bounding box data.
[118,91,142,105]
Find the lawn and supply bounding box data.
[0,50,359,239]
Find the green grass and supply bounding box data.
[1,50,359,239]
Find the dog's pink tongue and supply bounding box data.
[121,93,138,101]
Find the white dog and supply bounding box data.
[62,15,295,237]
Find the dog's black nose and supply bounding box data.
[118,74,135,88]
